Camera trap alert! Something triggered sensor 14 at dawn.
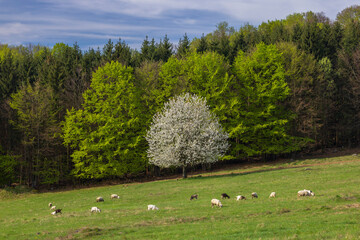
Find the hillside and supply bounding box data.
[1,154,360,239]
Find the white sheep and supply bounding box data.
[48,203,52,208]
[91,207,101,213]
[50,206,56,210]
[269,192,276,198]
[147,204,159,210]
[211,199,223,208]
[110,194,120,199]
[96,197,104,202]
[236,195,246,201]
[307,190,315,196]
[51,211,56,215]
[251,192,258,199]
[298,189,315,197]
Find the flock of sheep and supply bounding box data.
[48,194,121,215]
[208,189,315,208]
[48,189,315,214]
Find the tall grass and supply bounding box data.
[1,155,360,239]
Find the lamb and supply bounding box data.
[147,204,159,210]
[211,199,223,208]
[298,189,315,197]
[110,194,120,199]
[91,207,101,213]
[48,203,52,208]
[236,195,246,200]
[50,206,56,210]
[269,192,276,198]
[190,194,198,200]
[96,197,104,202]
[252,192,258,199]
[221,193,230,199]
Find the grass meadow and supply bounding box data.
[1,154,360,239]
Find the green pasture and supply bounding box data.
[1,155,360,239]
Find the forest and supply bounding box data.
[1,6,360,187]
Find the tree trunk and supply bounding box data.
[182,165,187,179]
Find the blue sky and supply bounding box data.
[0,0,359,51]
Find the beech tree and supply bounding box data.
[229,43,298,158]
[146,93,229,178]
[63,61,146,179]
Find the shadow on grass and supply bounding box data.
[182,155,360,182]
[333,194,360,202]
[187,165,304,181]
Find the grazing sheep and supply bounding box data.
[269,192,276,198]
[307,190,315,196]
[211,199,223,208]
[110,194,120,199]
[147,204,159,210]
[236,195,246,201]
[221,193,230,199]
[48,203,52,208]
[51,209,62,215]
[251,192,258,199]
[50,206,56,210]
[96,197,104,202]
[190,194,198,200]
[298,189,315,197]
[91,207,101,213]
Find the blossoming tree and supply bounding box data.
[146,93,229,178]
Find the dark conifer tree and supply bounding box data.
[157,35,173,62]
[114,38,132,66]
[177,33,190,57]
[197,33,208,53]
[103,39,114,62]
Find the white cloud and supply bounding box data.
[0,22,32,36]
[2,0,360,49]
[39,0,358,22]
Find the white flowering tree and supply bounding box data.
[146,93,229,178]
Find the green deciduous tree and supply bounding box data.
[229,43,299,158]
[63,61,146,179]
[156,51,232,125]
[336,5,360,26]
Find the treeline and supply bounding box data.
[1,6,360,187]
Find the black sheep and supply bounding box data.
[190,194,198,200]
[221,193,230,199]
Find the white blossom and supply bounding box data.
[146,93,229,169]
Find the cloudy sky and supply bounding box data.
[0,0,359,51]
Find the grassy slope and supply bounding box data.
[1,155,360,239]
